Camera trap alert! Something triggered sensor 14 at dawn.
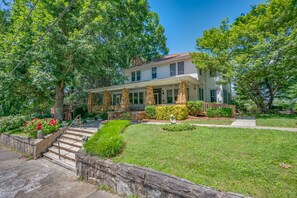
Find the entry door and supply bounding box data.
[154,93,159,104]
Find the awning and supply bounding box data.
[88,74,200,93]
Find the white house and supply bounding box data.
[88,52,232,112]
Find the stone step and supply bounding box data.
[62,134,83,142]
[48,147,75,161]
[53,142,81,153]
[68,127,97,134]
[58,138,83,148]
[65,130,94,138]
[43,152,76,171]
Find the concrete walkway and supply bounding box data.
[0,144,119,198]
[143,121,297,132]
[231,116,256,127]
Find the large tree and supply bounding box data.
[192,0,297,112]
[0,0,168,118]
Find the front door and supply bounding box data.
[154,93,159,104]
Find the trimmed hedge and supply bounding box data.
[163,123,196,131]
[156,105,188,120]
[84,120,131,157]
[187,101,204,116]
[145,106,157,119]
[206,108,233,118]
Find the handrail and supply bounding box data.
[58,114,81,159]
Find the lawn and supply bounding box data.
[184,119,233,125]
[256,114,297,128]
[113,124,297,198]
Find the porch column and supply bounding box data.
[88,92,95,113]
[176,81,188,104]
[145,85,155,105]
[103,91,112,111]
[120,88,130,111]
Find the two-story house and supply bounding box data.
[88,52,232,112]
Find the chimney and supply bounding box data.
[134,56,143,66]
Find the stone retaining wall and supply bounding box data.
[76,151,247,198]
[0,127,65,159]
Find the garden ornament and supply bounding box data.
[82,135,88,144]
[37,130,44,139]
[170,114,176,124]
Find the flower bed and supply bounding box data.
[23,118,61,138]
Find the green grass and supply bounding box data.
[256,114,297,128]
[185,119,233,125]
[113,124,297,198]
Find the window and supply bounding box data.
[167,90,173,103]
[210,90,217,102]
[139,92,144,104]
[133,92,138,104]
[170,63,176,76]
[129,93,133,104]
[199,88,204,100]
[209,70,216,77]
[136,70,141,81]
[131,71,136,82]
[112,94,121,105]
[199,69,202,75]
[152,67,157,79]
[223,90,228,103]
[177,62,184,75]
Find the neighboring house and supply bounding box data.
[88,52,232,112]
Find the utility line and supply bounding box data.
[1,0,76,85]
[2,0,39,58]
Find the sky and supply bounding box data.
[148,0,265,54]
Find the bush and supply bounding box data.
[163,123,196,131]
[0,115,28,133]
[84,120,131,157]
[156,105,188,120]
[145,106,156,119]
[23,118,61,138]
[118,112,132,120]
[187,101,204,116]
[100,112,108,120]
[206,108,233,118]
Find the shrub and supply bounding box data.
[145,106,156,119]
[206,108,233,118]
[0,115,28,133]
[187,101,204,116]
[84,120,131,157]
[163,123,196,131]
[156,105,188,120]
[100,112,108,120]
[118,112,132,120]
[23,118,61,138]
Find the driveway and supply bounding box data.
[0,144,118,198]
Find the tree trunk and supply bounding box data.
[54,80,64,120]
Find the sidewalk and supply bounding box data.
[143,121,297,132]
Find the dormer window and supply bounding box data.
[131,71,135,82]
[177,62,184,75]
[170,63,176,76]
[152,67,157,79]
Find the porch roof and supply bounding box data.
[88,74,200,93]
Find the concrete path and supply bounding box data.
[143,121,297,132]
[231,116,256,127]
[0,144,119,198]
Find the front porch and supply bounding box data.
[88,75,198,113]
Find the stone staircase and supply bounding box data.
[43,126,97,171]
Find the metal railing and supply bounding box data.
[58,114,81,159]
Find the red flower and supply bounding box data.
[24,121,28,127]
[37,123,42,130]
[49,118,57,126]
[32,118,37,122]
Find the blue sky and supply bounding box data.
[148,0,265,54]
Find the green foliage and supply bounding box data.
[206,108,232,118]
[118,112,133,120]
[100,112,108,120]
[192,0,297,112]
[84,120,131,157]
[145,106,157,119]
[187,101,204,116]
[162,123,196,132]
[155,105,188,120]
[0,115,28,133]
